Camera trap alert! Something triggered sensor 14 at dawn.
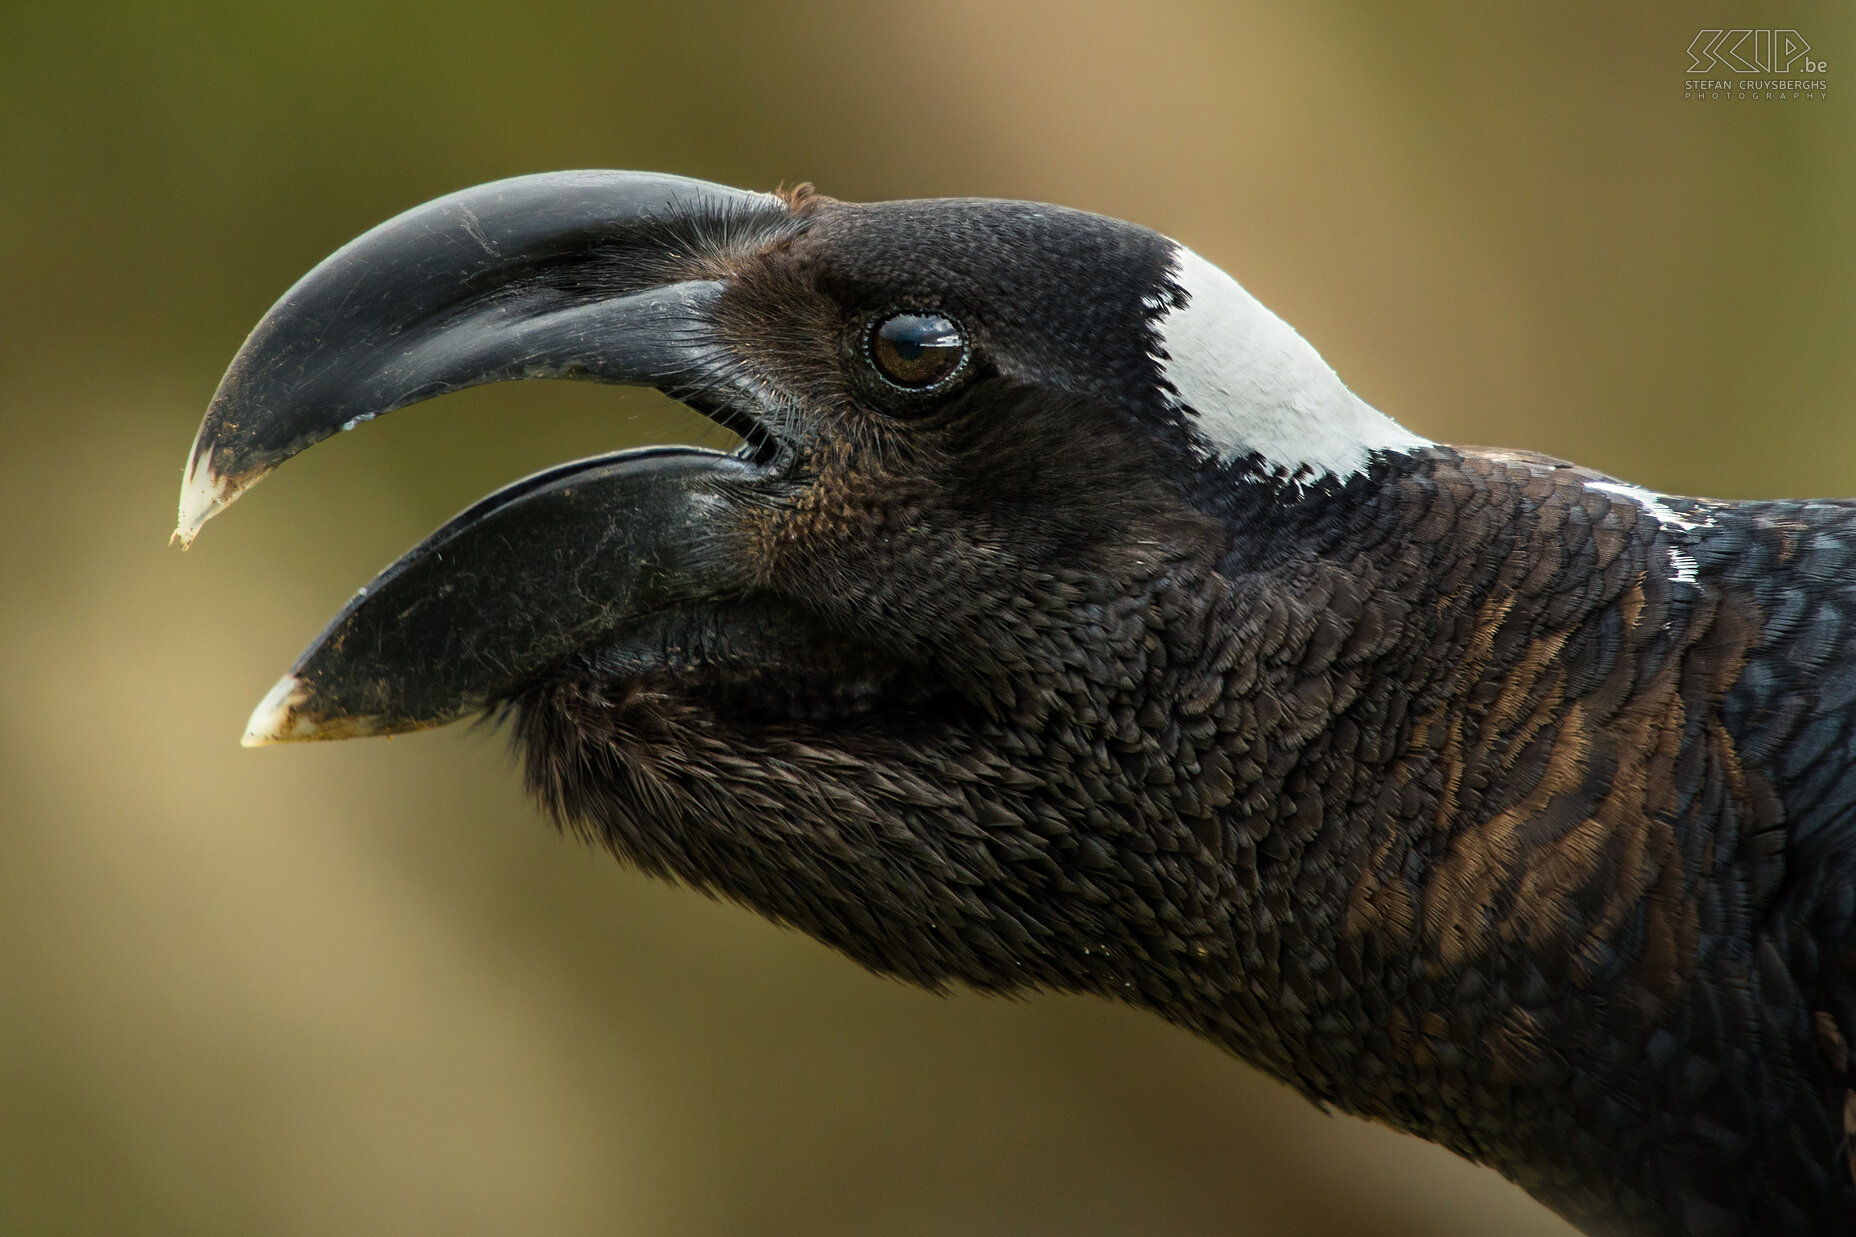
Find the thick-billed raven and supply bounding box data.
[178,173,1856,1236]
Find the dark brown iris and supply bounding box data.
[869,312,967,389]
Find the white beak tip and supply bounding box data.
[175,452,232,549]
[243,674,318,747]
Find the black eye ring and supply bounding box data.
[866,311,969,390]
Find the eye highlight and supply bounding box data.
[868,312,967,389]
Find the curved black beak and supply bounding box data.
[243,447,756,744]
[179,171,799,742]
[175,170,791,545]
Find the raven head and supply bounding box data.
[178,172,1429,999]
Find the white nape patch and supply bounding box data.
[173,448,231,548]
[1585,481,1715,588]
[242,673,315,747]
[1151,245,1429,482]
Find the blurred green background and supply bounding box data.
[3,3,1851,1234]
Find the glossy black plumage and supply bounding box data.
[180,174,1856,1236]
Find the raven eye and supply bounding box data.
[869,312,967,389]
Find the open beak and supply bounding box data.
[176,171,795,743]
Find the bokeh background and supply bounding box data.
[4,3,1852,1234]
